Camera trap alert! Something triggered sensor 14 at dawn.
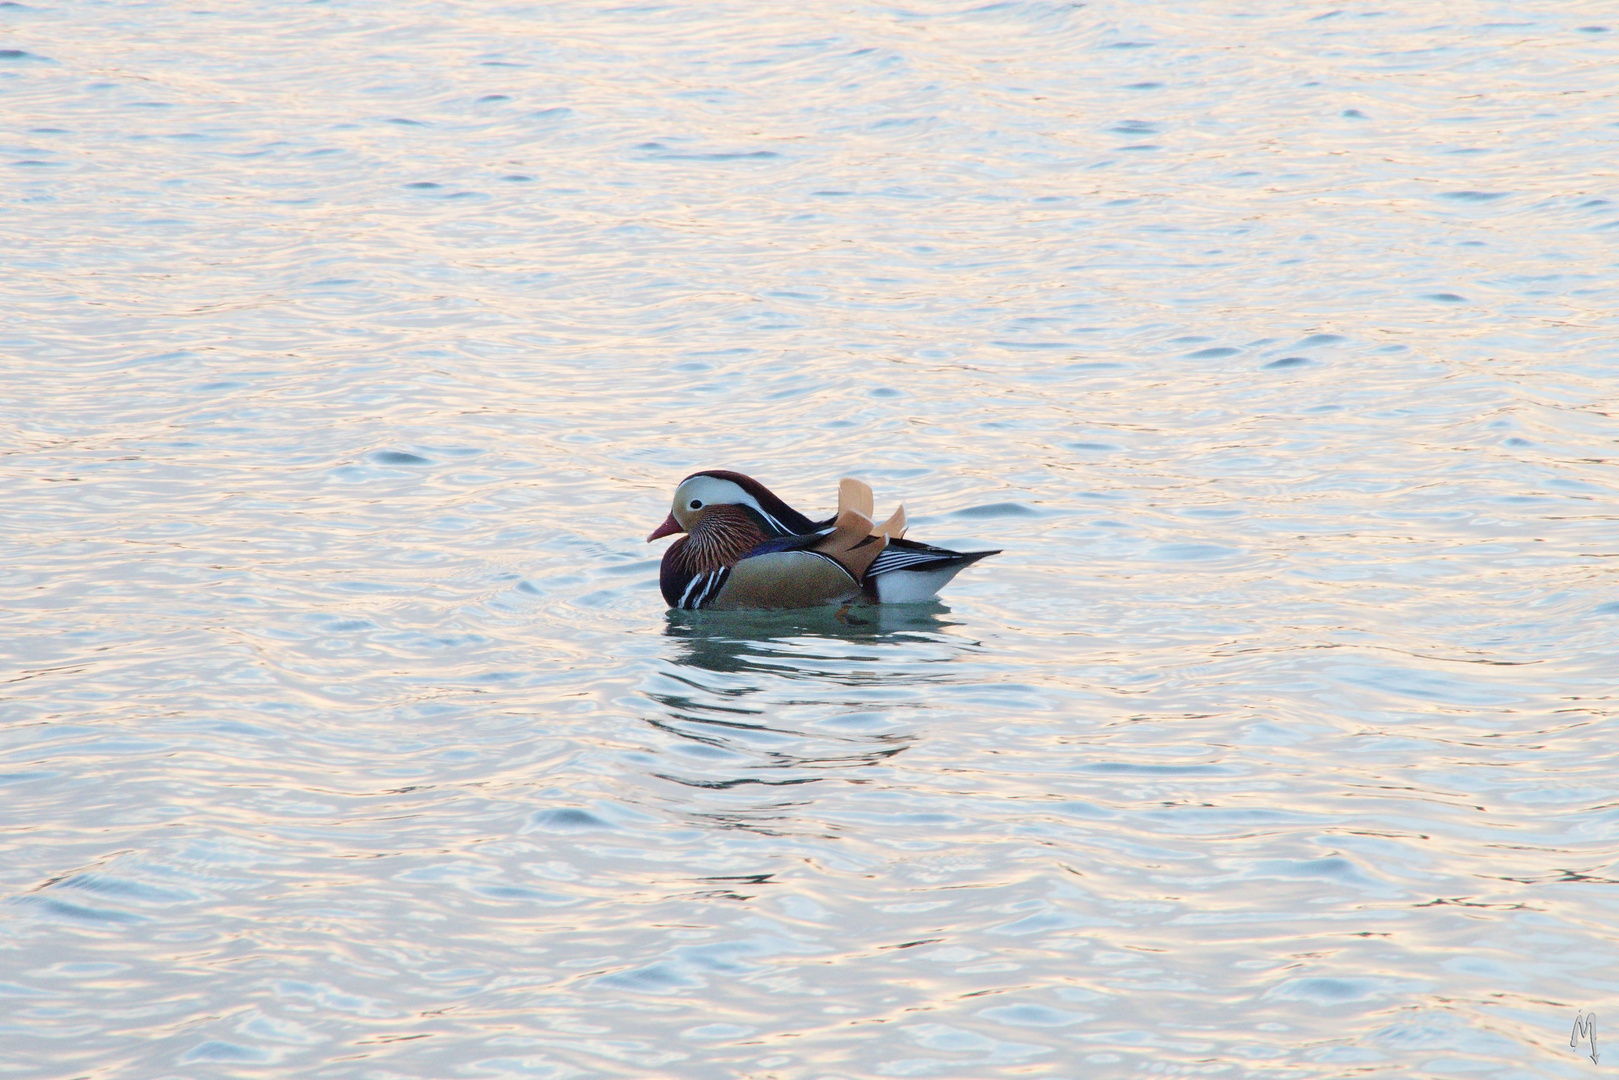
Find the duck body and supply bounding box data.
[648,470,998,611]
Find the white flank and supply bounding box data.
[873,565,968,604]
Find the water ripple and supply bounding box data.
[2,0,1617,1076]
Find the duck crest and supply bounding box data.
[685,469,822,535]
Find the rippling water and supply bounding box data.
[4,1,1618,1076]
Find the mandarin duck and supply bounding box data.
[647,470,999,610]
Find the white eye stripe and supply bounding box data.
[675,479,801,533]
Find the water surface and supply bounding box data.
[3,1,1617,1076]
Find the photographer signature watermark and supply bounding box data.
[1573,1011,1599,1064]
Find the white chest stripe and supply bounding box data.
[679,572,707,609]
[701,572,719,607]
[680,567,731,610]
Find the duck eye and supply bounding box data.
[689,500,703,510]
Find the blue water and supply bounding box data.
[3,1,1617,1076]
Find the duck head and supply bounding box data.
[646,470,820,542]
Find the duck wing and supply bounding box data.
[838,478,875,520]
[683,506,881,609]
[862,538,1000,604]
[730,508,884,574]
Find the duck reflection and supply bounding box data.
[641,603,975,833]
[661,601,961,676]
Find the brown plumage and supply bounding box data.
[839,478,875,520]
[666,504,768,578]
[812,508,888,581]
